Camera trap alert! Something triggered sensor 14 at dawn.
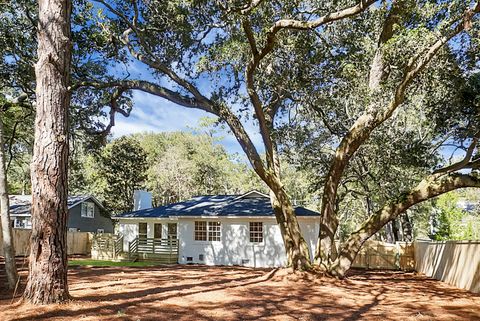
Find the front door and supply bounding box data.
[138,222,147,245]
[167,223,177,239]
[154,223,162,239]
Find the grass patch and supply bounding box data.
[68,259,160,267]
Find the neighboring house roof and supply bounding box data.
[9,195,105,217]
[114,191,319,219]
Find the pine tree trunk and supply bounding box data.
[0,115,18,290]
[23,0,71,304]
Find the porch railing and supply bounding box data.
[114,235,124,257]
[128,237,179,263]
[128,237,139,261]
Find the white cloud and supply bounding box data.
[110,90,265,156]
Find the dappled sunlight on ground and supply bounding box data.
[1,261,479,320]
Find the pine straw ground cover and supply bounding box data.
[0,258,479,321]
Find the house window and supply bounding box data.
[194,221,207,241]
[168,223,177,239]
[69,228,78,232]
[14,218,22,228]
[154,223,162,239]
[208,222,221,241]
[139,222,147,243]
[14,218,31,229]
[195,221,221,241]
[249,222,263,243]
[81,202,95,218]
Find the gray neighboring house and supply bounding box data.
[9,195,113,233]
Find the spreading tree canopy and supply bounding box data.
[74,0,480,274]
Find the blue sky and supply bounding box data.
[104,52,265,157]
[110,90,264,157]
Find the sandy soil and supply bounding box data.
[1,260,479,321]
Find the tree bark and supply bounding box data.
[401,212,413,242]
[328,173,480,278]
[0,114,18,290]
[219,105,312,270]
[391,219,401,242]
[314,1,480,268]
[315,3,402,267]
[269,181,312,270]
[23,0,72,304]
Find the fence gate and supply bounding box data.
[350,240,415,271]
[91,233,124,261]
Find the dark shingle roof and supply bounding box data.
[9,195,100,217]
[114,194,319,218]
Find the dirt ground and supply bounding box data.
[1,260,479,321]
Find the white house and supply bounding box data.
[114,190,320,268]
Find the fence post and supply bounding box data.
[395,242,400,270]
[365,246,370,270]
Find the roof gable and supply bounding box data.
[9,195,105,216]
[233,190,269,200]
[68,195,105,211]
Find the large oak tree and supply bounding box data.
[77,0,480,274]
[76,0,377,271]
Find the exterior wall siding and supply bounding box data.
[116,216,319,268]
[68,202,114,233]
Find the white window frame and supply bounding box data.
[194,221,207,241]
[194,221,221,242]
[14,218,23,228]
[13,218,31,229]
[81,202,95,218]
[208,221,221,242]
[249,222,264,243]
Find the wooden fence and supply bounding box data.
[350,240,415,271]
[414,239,480,293]
[5,229,480,294]
[0,228,92,256]
[91,233,124,260]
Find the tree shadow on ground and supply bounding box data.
[1,263,479,321]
